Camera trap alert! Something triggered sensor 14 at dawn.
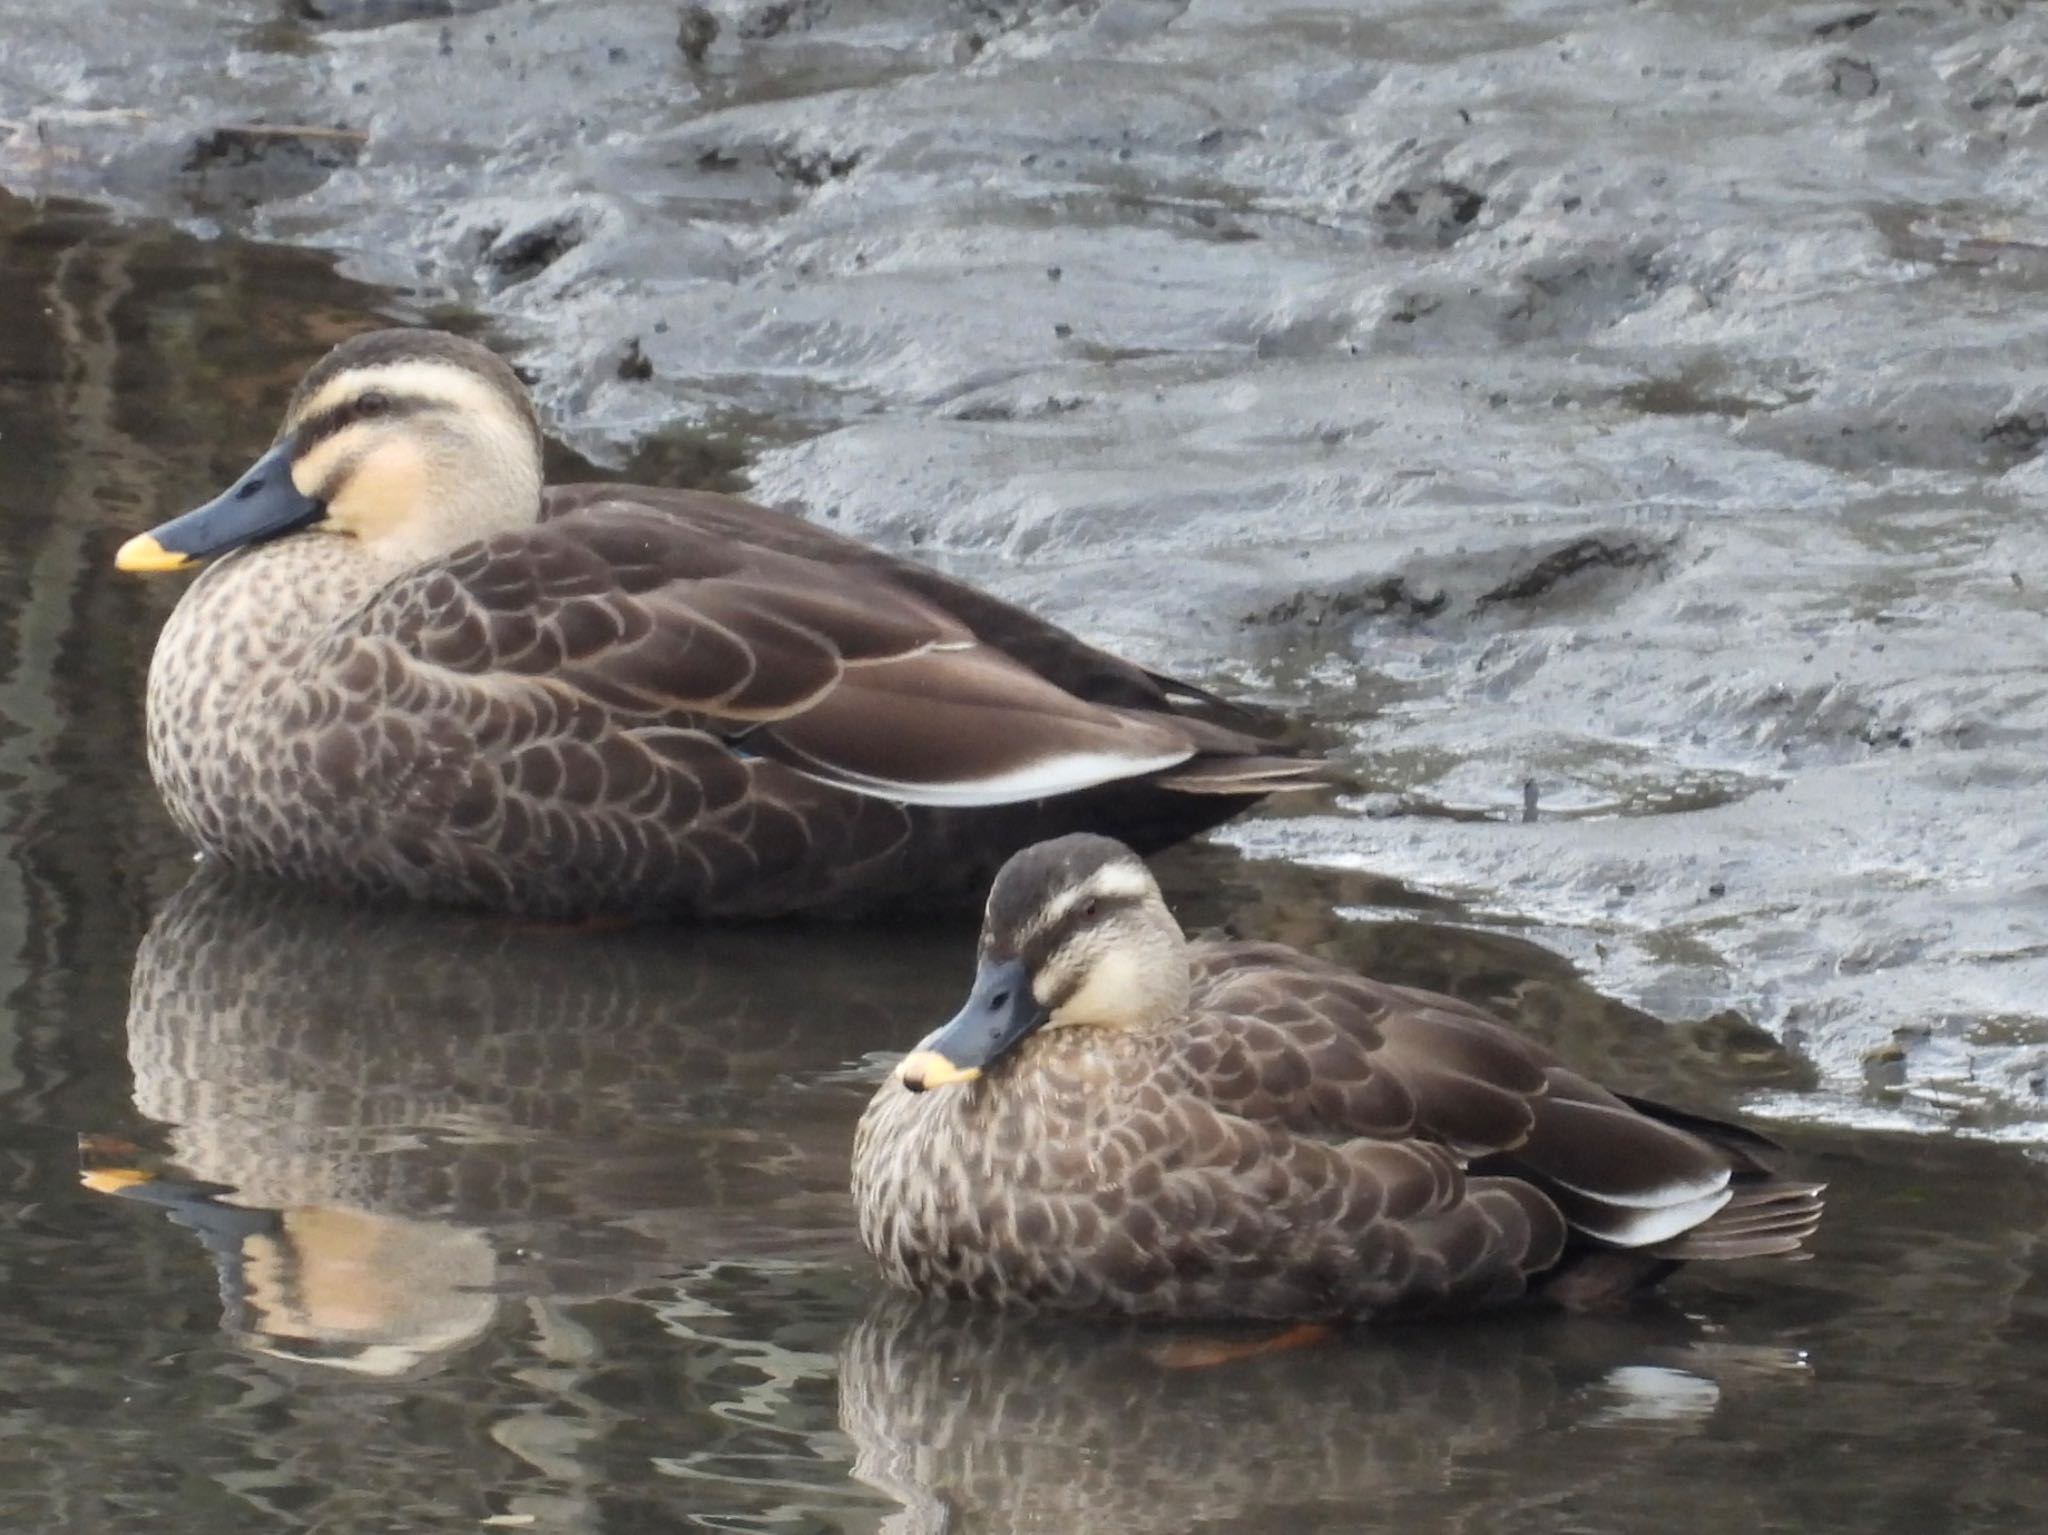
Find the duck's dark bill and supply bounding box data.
[895,956,1046,1092]
[115,442,323,572]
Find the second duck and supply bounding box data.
[855,834,1824,1320]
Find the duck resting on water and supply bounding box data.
[854,834,1825,1320]
[115,329,1325,919]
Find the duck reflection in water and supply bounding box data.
[81,1155,499,1378]
[840,1293,1811,1535]
[83,866,935,1376]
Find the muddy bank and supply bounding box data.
[3,0,2045,1133]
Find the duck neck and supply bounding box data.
[162,535,391,675]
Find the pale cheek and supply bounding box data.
[327,444,429,543]
[245,1211,396,1330]
[290,436,348,500]
[1049,949,1149,1028]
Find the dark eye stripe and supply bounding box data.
[293,391,427,454]
[1023,891,1141,971]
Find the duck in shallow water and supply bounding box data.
[115,330,1324,919]
[853,835,1824,1320]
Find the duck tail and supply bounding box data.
[1615,1096,1822,1260]
[1646,1175,1826,1261]
[1616,1093,1826,1261]
[1487,1072,1825,1266]
[1130,707,1345,795]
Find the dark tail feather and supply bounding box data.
[1613,1092,1788,1161]
[1140,669,1276,729]
[1096,692,1339,795]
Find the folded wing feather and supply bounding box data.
[366,507,1211,807]
[1180,943,1770,1254]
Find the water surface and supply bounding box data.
[0,193,2043,1533]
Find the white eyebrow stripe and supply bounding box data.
[295,360,517,430]
[1034,860,1155,933]
[1086,863,1155,900]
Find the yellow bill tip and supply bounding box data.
[80,1167,156,1194]
[114,532,191,573]
[895,1049,982,1093]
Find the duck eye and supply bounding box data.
[355,389,392,419]
[1081,898,1100,920]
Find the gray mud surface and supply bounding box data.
[3,0,2045,1135]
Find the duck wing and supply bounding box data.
[1177,943,1821,1258]
[349,502,1252,808]
[543,486,1271,723]
[1082,1098,1569,1317]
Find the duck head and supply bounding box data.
[896,834,1192,1092]
[115,329,545,576]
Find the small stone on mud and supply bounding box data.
[1827,57,1880,99]
[677,4,719,64]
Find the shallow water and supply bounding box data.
[0,191,2043,1532]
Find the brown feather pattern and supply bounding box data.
[141,398,1326,919]
[855,846,1823,1321]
